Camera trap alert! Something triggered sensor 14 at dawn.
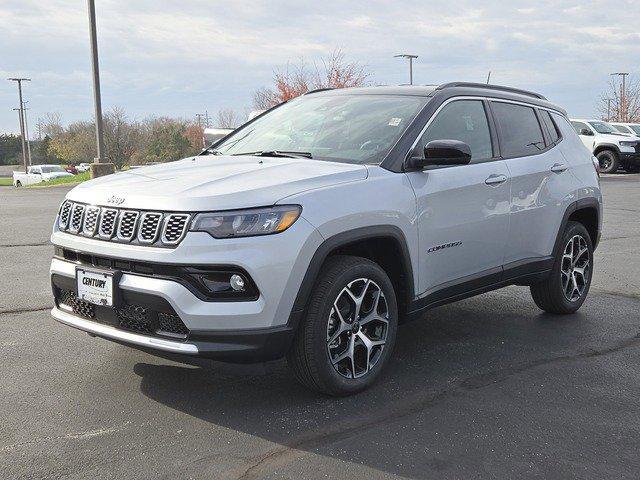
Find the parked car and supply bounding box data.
[203,128,233,146]
[13,164,74,187]
[76,163,91,173]
[570,118,640,173]
[65,165,78,175]
[610,122,640,137]
[50,83,601,395]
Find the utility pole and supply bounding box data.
[195,113,205,129]
[606,98,613,121]
[87,0,105,164]
[394,54,418,85]
[22,101,33,166]
[611,72,629,122]
[486,71,492,84]
[8,77,30,173]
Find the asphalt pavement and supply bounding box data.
[1,175,639,479]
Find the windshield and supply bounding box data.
[40,166,65,173]
[212,94,427,164]
[588,121,618,134]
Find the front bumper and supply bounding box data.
[49,217,324,362]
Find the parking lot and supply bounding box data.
[1,174,640,479]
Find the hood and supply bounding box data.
[66,155,368,211]
[598,132,640,142]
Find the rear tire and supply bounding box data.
[287,255,398,396]
[596,149,619,174]
[15,180,22,187]
[530,221,593,314]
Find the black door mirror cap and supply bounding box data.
[406,139,472,170]
[580,128,594,136]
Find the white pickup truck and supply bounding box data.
[13,165,74,187]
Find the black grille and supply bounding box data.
[138,212,163,243]
[58,289,95,319]
[117,211,139,241]
[163,214,190,244]
[69,204,85,233]
[55,288,189,340]
[82,206,100,236]
[99,208,118,238]
[59,201,72,229]
[158,312,190,337]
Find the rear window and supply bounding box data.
[539,110,560,144]
[492,102,545,157]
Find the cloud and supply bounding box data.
[1,0,640,133]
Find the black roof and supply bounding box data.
[306,82,566,115]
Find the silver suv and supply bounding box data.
[51,83,602,396]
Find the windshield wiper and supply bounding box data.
[231,150,313,159]
[202,147,222,155]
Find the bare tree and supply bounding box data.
[41,112,64,137]
[217,109,240,128]
[252,48,370,110]
[599,75,640,122]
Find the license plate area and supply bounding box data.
[76,267,120,307]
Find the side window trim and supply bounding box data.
[410,98,498,166]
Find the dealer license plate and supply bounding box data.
[76,268,114,307]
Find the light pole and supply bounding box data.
[611,72,629,122]
[8,77,30,173]
[87,0,105,164]
[394,54,418,85]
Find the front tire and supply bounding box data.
[596,149,619,174]
[15,180,22,187]
[287,255,398,396]
[530,221,593,314]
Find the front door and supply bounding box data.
[405,99,511,297]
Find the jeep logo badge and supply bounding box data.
[106,195,125,205]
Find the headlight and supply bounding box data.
[619,141,637,147]
[191,205,302,238]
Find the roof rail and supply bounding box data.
[304,87,335,95]
[436,82,547,100]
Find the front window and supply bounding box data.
[588,121,618,134]
[613,125,632,134]
[40,166,66,173]
[211,94,427,164]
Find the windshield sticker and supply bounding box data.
[388,117,402,127]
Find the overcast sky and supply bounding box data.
[1,0,639,134]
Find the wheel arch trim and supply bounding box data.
[552,198,601,258]
[286,225,415,331]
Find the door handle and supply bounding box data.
[551,163,568,173]
[485,174,507,186]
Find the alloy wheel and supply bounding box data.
[326,278,389,379]
[561,235,590,302]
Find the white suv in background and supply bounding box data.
[571,118,640,173]
[611,122,640,137]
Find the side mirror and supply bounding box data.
[580,128,594,136]
[406,140,472,170]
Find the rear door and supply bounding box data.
[405,98,511,296]
[492,102,572,270]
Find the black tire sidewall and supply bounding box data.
[309,259,398,395]
[597,150,618,174]
[550,222,594,312]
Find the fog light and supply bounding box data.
[230,274,245,291]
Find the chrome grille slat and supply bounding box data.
[82,206,100,236]
[137,212,163,244]
[58,200,73,230]
[98,208,118,239]
[162,214,190,245]
[68,204,85,233]
[116,210,139,242]
[58,201,190,247]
